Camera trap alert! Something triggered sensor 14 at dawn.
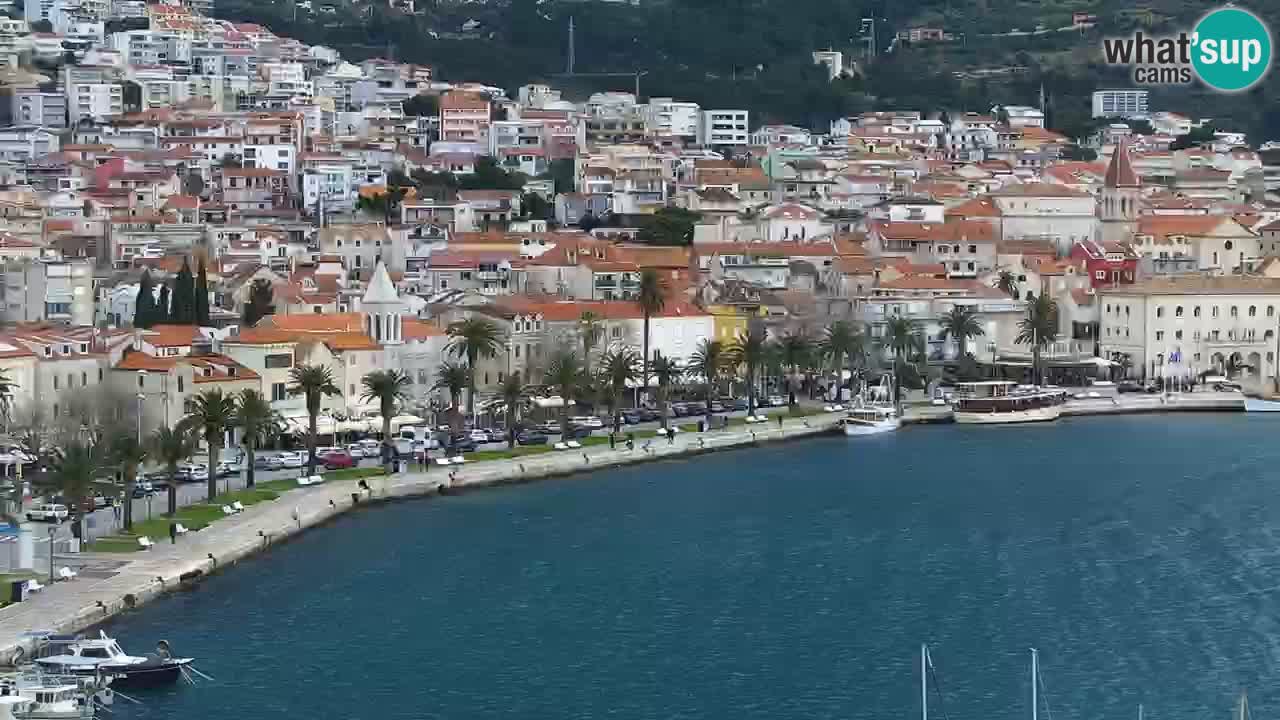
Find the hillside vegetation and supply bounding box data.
[216,0,1280,142]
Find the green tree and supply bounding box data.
[50,441,101,541]
[181,388,236,502]
[361,369,412,467]
[542,349,582,440]
[433,361,469,432]
[234,389,280,488]
[1016,293,1060,384]
[498,372,527,448]
[243,278,275,326]
[778,330,813,408]
[688,339,727,427]
[820,320,865,395]
[637,207,700,246]
[148,426,194,516]
[520,192,553,220]
[636,268,667,399]
[108,432,146,532]
[1058,144,1098,161]
[402,93,439,117]
[599,346,641,433]
[651,352,681,431]
[134,270,157,329]
[195,257,211,326]
[884,316,922,404]
[288,365,340,476]
[156,283,171,323]
[170,257,196,324]
[1170,124,1216,150]
[938,305,985,359]
[458,156,525,191]
[728,323,768,414]
[445,317,504,418]
[994,270,1019,298]
[543,158,575,194]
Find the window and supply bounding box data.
[1096,271,1106,280]
[1270,306,1276,318]
[271,382,286,401]
[1194,306,1201,318]
[968,245,977,254]
[177,376,184,393]
[1175,330,1183,340]
[1156,331,1164,341]
[265,354,291,369]
[1156,307,1164,318]
[81,372,87,386]
[350,384,356,396]
[98,368,102,382]
[1250,306,1257,317]
[1212,306,1220,318]
[1194,353,1202,362]
[53,376,59,390]
[1231,306,1239,317]
[1175,306,1183,317]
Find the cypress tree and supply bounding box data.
[171,257,196,324]
[157,283,171,324]
[134,270,155,328]
[195,257,210,326]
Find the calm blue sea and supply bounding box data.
[102,415,1280,720]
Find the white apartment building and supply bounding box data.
[0,125,57,162]
[642,97,699,137]
[67,81,120,121]
[439,90,490,144]
[697,109,749,147]
[1092,89,1149,119]
[11,90,66,128]
[812,50,844,80]
[1099,276,1280,386]
[1,258,94,326]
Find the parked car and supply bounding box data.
[26,504,68,523]
[730,398,750,411]
[320,449,357,469]
[468,429,490,443]
[215,461,241,478]
[131,482,155,499]
[447,437,477,453]
[766,395,785,407]
[563,425,593,440]
[569,415,604,429]
[621,410,644,424]
[516,431,549,446]
[709,401,726,413]
[537,421,562,434]
[1116,381,1143,393]
[486,428,507,443]
[637,408,660,422]
[671,403,690,417]
[277,452,305,469]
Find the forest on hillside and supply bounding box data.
[216,0,1280,142]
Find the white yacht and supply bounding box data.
[952,381,1067,424]
[0,676,93,720]
[839,377,901,436]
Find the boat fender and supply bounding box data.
[156,640,171,659]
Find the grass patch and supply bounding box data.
[467,446,555,462]
[320,467,385,482]
[643,423,699,438]
[85,537,144,553]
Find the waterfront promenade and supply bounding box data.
[0,411,844,663]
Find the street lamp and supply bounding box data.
[47,525,55,584]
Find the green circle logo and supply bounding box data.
[1192,6,1272,91]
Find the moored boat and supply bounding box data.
[1244,396,1280,412]
[840,405,900,436]
[31,633,192,690]
[952,381,1066,425]
[0,674,96,720]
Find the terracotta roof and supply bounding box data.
[402,318,444,341]
[141,324,202,347]
[489,297,708,322]
[945,197,1002,218]
[266,313,364,333]
[323,333,380,351]
[695,241,843,258]
[761,203,823,220]
[990,182,1090,198]
[874,220,996,243]
[1137,215,1251,240]
[223,328,299,345]
[222,167,285,177]
[1070,289,1096,306]
[998,238,1058,256]
[878,276,983,291]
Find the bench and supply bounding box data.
[57,566,77,581]
[175,524,190,536]
[221,505,237,516]
[434,457,452,466]
[450,456,465,464]
[137,536,154,550]
[565,440,582,449]
[26,578,44,593]
[231,501,246,513]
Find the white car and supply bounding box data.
[767,395,785,407]
[277,452,305,469]
[26,503,68,523]
[570,416,604,429]
[358,439,381,458]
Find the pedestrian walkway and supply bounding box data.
[0,411,843,663]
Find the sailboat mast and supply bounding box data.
[921,644,928,720]
[1030,648,1039,720]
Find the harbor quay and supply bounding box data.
[0,411,846,664]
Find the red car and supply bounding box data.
[319,449,356,469]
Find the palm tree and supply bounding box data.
[288,364,340,477]
[433,362,469,432]
[108,432,146,531]
[543,349,582,439]
[446,316,504,419]
[938,306,985,359]
[498,372,527,449]
[636,268,667,400]
[578,311,603,376]
[182,388,236,501]
[361,370,412,469]
[883,316,921,406]
[820,320,864,398]
[148,426,194,516]
[234,389,280,488]
[1016,293,1060,385]
[51,441,101,541]
[599,346,642,433]
[778,330,813,408]
[651,352,681,432]
[688,338,727,427]
[728,323,768,415]
[994,270,1019,298]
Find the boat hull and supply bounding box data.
[34,660,189,689]
[1245,397,1280,412]
[842,419,901,436]
[954,405,1062,424]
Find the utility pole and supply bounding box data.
[566,16,575,76]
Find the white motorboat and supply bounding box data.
[952,381,1066,425]
[1244,396,1280,412]
[840,405,900,436]
[0,675,94,720]
[31,632,192,689]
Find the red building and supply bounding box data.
[1070,240,1139,288]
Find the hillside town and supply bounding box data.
[0,0,1269,444]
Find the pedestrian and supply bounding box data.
[609,432,616,450]
[667,429,675,445]
[168,522,177,545]
[777,414,783,429]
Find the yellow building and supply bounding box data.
[707,304,750,344]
